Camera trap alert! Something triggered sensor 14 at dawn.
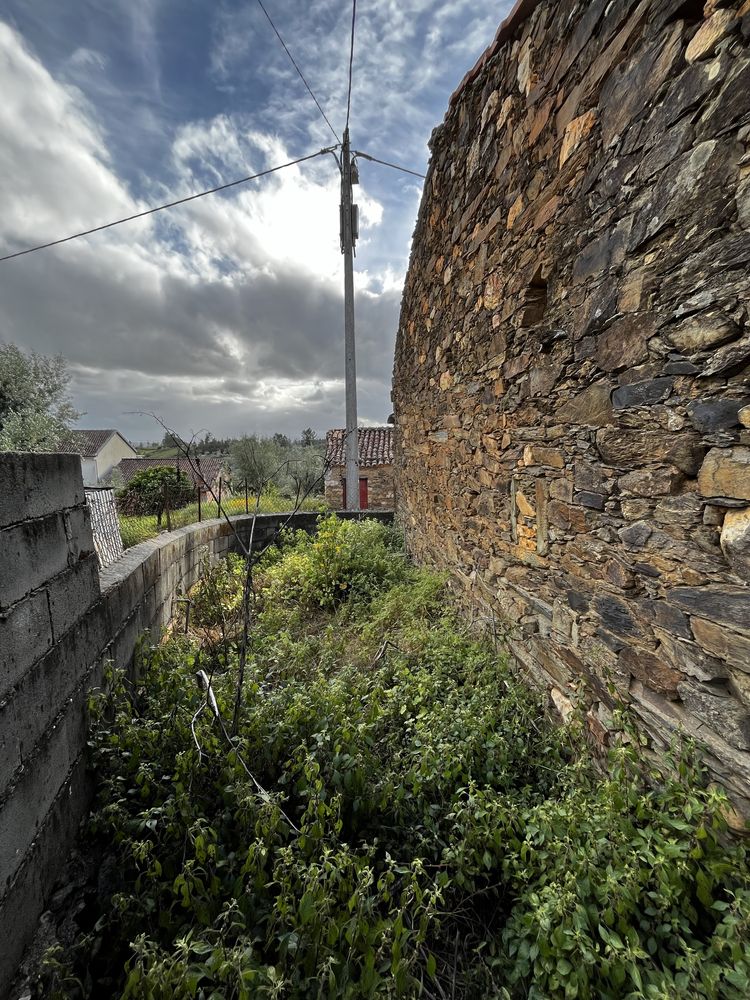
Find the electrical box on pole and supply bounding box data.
[340,127,360,512]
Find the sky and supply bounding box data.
[0,0,508,444]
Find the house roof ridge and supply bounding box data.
[325,426,393,467]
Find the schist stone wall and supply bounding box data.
[393,0,750,819]
[0,452,391,996]
[324,464,396,511]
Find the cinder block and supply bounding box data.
[63,504,96,562]
[0,590,53,700]
[110,605,146,673]
[101,558,145,636]
[0,750,90,1000]
[0,513,70,609]
[142,585,159,633]
[0,602,107,792]
[0,453,84,530]
[46,554,101,639]
[99,545,148,594]
[157,599,171,633]
[140,543,162,592]
[0,681,90,891]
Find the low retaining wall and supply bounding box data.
[0,452,392,996]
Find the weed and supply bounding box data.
[34,520,750,999]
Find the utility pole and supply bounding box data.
[340,127,359,511]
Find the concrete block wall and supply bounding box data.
[0,453,101,999]
[0,451,393,995]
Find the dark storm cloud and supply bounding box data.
[0,242,400,387]
[0,3,509,439]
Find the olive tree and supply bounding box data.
[0,343,80,451]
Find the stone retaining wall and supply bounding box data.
[0,451,392,995]
[393,0,750,821]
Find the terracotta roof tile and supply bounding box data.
[114,456,225,490]
[325,427,393,468]
[57,429,126,457]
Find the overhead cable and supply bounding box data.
[254,0,340,143]
[0,148,336,263]
[353,150,426,179]
[345,0,357,132]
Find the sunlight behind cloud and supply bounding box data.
[0,0,508,438]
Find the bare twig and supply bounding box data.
[133,415,338,837]
[370,639,403,668]
[452,930,459,1000]
[194,669,299,834]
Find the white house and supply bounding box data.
[59,429,138,486]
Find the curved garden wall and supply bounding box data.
[393,0,750,819]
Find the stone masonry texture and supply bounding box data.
[393,0,750,822]
[325,465,395,511]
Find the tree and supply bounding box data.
[283,443,325,497]
[300,427,318,447]
[117,466,194,527]
[161,431,181,449]
[230,435,284,494]
[0,343,80,451]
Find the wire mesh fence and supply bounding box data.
[85,487,125,567]
[116,477,327,549]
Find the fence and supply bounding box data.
[84,487,124,567]
[116,478,327,549]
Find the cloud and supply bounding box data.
[0,19,400,441]
[0,0,512,441]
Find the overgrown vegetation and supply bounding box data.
[0,342,80,451]
[36,519,750,998]
[118,489,326,549]
[117,466,196,526]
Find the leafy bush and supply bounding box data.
[117,466,195,519]
[34,521,750,999]
[262,515,406,609]
[188,553,246,629]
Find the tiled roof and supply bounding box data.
[57,429,126,457]
[114,456,225,489]
[325,427,393,468]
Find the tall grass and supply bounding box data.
[118,491,326,548]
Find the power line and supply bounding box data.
[0,148,336,263]
[253,0,340,144]
[353,150,426,179]
[345,0,357,132]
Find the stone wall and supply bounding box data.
[0,451,393,995]
[324,464,396,510]
[393,0,750,820]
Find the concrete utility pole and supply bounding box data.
[340,127,359,511]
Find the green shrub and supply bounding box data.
[261,515,407,609]
[34,522,750,999]
[117,466,195,519]
[188,553,246,629]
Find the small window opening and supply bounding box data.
[518,266,548,328]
